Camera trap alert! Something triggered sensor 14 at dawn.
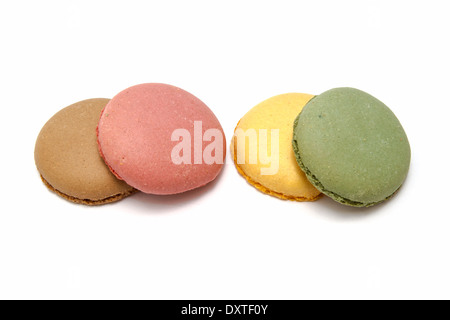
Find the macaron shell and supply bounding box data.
[97,84,226,195]
[232,93,322,201]
[293,88,411,207]
[35,99,136,205]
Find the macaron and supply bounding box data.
[231,93,322,201]
[97,83,226,195]
[35,99,136,205]
[293,87,411,207]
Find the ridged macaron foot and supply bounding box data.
[231,93,322,201]
[35,99,136,205]
[292,87,411,207]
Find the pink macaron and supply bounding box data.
[97,83,226,195]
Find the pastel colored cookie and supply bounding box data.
[35,99,136,205]
[231,93,322,201]
[293,88,411,207]
[97,83,226,195]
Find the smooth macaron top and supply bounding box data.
[97,83,226,195]
[34,99,135,204]
[231,93,321,201]
[293,88,411,207]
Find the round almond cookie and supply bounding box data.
[231,93,322,201]
[293,87,411,207]
[35,99,136,205]
[97,83,226,195]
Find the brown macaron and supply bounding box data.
[35,98,136,205]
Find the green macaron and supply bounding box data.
[292,87,411,207]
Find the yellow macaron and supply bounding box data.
[231,93,322,201]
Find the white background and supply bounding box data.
[1,0,449,300]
